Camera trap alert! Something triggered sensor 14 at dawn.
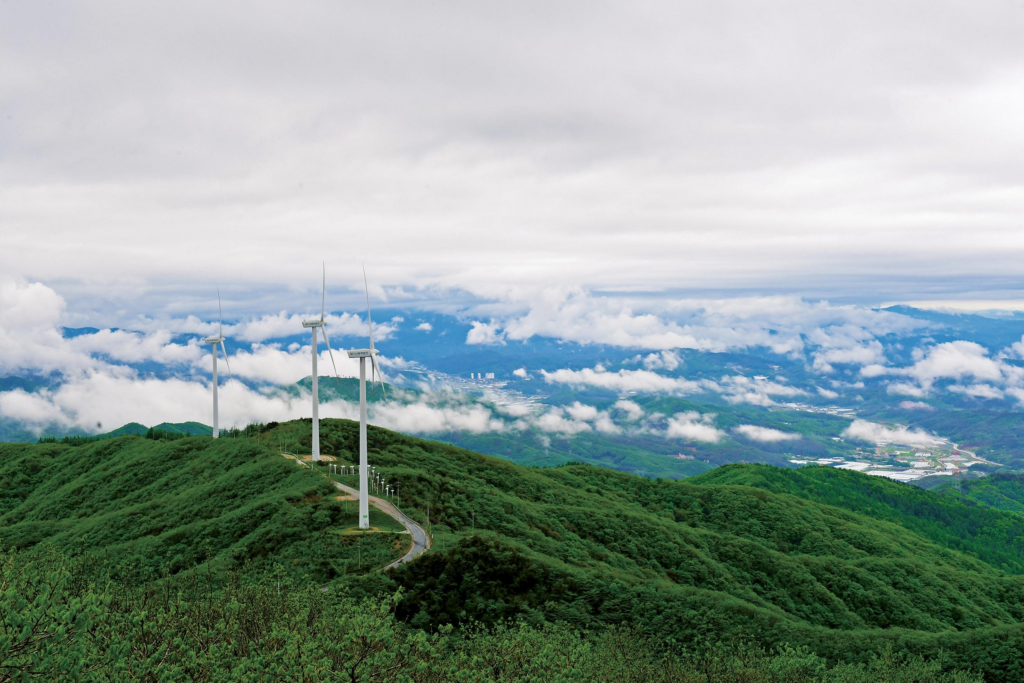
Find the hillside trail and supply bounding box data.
[281,452,430,570]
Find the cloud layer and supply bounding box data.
[2,2,1024,315]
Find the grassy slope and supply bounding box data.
[260,419,1024,678]
[0,435,405,582]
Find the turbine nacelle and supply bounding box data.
[347,348,376,359]
[203,335,225,344]
[301,319,324,328]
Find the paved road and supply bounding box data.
[333,480,430,570]
[281,453,430,569]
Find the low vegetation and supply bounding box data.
[0,547,982,682]
[2,419,1021,681]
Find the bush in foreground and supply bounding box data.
[0,548,981,683]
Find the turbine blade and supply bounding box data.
[321,326,339,378]
[217,287,223,338]
[371,355,387,400]
[363,264,376,353]
[321,262,326,322]
[220,340,231,375]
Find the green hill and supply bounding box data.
[150,421,213,435]
[2,420,1022,680]
[98,421,212,437]
[687,464,1024,572]
[263,419,1024,680]
[99,421,148,437]
[0,434,403,582]
[288,376,393,403]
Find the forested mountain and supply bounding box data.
[2,420,1021,681]
[688,464,1024,572]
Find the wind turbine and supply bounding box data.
[348,266,387,529]
[203,288,231,438]
[302,264,340,461]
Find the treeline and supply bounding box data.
[37,421,279,445]
[37,428,188,445]
[0,547,980,683]
[216,421,278,439]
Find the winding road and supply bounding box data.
[281,452,430,569]
[332,480,431,570]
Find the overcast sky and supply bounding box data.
[2,1,1024,321]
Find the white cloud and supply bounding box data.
[613,399,644,421]
[415,322,433,332]
[716,375,805,406]
[860,364,889,378]
[201,342,361,385]
[876,341,1024,398]
[512,367,528,378]
[898,400,933,410]
[540,364,805,406]
[1007,335,1024,359]
[465,321,505,345]
[734,425,801,442]
[0,280,207,377]
[68,329,202,365]
[490,291,921,358]
[565,402,599,422]
[541,365,706,395]
[642,350,682,371]
[841,419,943,448]
[816,386,839,399]
[0,370,516,437]
[495,402,532,418]
[0,280,98,375]
[665,411,724,443]
[808,326,888,373]
[533,402,621,435]
[948,383,1004,400]
[535,409,592,435]
[904,341,1005,389]
[371,400,507,435]
[1,0,1023,317]
[231,312,396,343]
[0,389,70,426]
[887,382,928,398]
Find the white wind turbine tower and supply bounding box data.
[348,267,387,530]
[302,264,340,461]
[203,288,231,438]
